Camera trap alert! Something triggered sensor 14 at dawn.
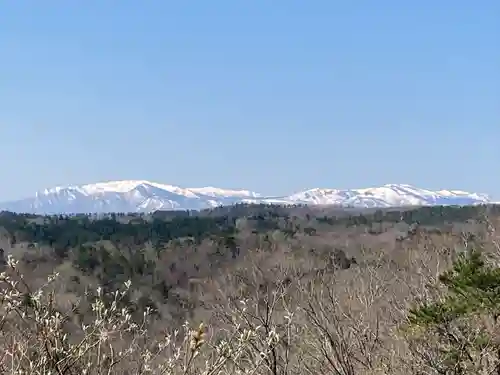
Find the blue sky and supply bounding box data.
[1,1,499,201]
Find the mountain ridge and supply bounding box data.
[0,180,493,214]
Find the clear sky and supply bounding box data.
[1,1,499,201]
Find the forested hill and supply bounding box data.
[0,204,497,304]
[1,203,500,373]
[0,204,496,265]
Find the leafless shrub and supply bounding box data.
[0,255,290,375]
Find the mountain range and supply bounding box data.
[0,180,494,214]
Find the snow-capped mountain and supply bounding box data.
[0,180,493,214]
[0,180,260,214]
[247,184,492,208]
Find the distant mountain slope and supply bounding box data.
[0,180,492,214]
[245,184,491,208]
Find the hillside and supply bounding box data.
[0,180,492,214]
[1,203,500,374]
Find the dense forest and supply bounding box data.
[1,203,500,374]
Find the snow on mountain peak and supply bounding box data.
[188,187,261,198]
[41,180,198,198]
[80,180,158,194]
[1,180,493,214]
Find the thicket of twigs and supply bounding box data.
[1,239,500,374]
[2,207,500,374]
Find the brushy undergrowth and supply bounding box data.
[0,254,295,375]
[2,235,500,374]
